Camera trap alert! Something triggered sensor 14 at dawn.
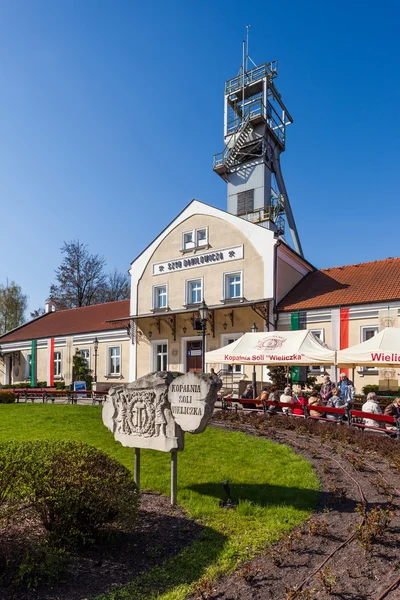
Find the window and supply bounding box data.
[182,227,208,251]
[187,279,203,304]
[109,346,121,375]
[196,228,207,247]
[54,351,62,377]
[79,349,90,368]
[237,189,254,215]
[153,285,167,309]
[221,334,243,374]
[362,326,379,342]
[224,272,242,299]
[24,354,32,379]
[309,329,325,373]
[183,231,194,250]
[361,326,379,372]
[156,343,168,371]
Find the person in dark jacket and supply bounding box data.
[320,376,335,405]
[241,384,253,399]
[384,397,400,418]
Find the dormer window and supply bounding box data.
[196,228,207,247]
[183,231,195,250]
[182,227,209,252]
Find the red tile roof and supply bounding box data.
[277,258,400,312]
[0,300,130,343]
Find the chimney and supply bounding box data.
[45,298,57,313]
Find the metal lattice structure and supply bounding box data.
[213,36,303,257]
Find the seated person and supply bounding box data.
[256,385,270,408]
[384,397,400,418]
[280,386,293,415]
[292,384,307,415]
[268,386,281,413]
[308,389,323,417]
[362,392,385,428]
[326,387,346,420]
[241,384,254,399]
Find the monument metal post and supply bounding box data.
[134,448,141,490]
[171,450,178,505]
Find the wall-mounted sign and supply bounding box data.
[152,245,244,276]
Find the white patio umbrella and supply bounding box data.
[205,330,336,366]
[337,327,400,368]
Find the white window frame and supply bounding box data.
[182,227,209,251]
[151,339,169,372]
[107,345,122,377]
[360,325,379,373]
[220,333,243,374]
[195,227,208,248]
[309,329,325,373]
[152,284,168,310]
[185,277,204,306]
[79,348,90,369]
[182,230,195,251]
[54,350,62,378]
[223,270,243,300]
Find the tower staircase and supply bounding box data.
[214,117,254,179]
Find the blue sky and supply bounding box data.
[1,0,399,313]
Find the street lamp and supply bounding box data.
[251,323,258,399]
[93,337,99,383]
[199,300,209,372]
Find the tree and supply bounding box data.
[50,240,107,309]
[0,280,27,334]
[99,269,130,303]
[30,307,45,318]
[267,365,317,389]
[50,241,130,309]
[72,350,93,390]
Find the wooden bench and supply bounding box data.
[221,398,399,437]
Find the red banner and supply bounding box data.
[340,308,350,377]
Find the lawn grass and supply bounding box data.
[0,404,319,599]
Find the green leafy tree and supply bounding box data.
[267,365,317,389]
[267,366,290,389]
[0,280,27,334]
[72,351,93,390]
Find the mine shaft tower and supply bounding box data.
[213,40,303,256]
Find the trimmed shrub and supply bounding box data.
[12,543,67,589]
[0,390,16,404]
[54,381,66,390]
[361,384,399,397]
[0,440,140,548]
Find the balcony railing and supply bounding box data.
[225,61,278,96]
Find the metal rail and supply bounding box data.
[225,61,278,95]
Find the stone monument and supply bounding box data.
[102,371,222,504]
[103,372,184,452]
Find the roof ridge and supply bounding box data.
[321,256,400,272]
[54,299,130,313]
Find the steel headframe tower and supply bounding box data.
[213,44,303,257]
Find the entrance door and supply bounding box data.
[186,340,202,372]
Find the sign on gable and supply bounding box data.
[152,245,244,276]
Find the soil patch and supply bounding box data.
[200,414,400,600]
[0,492,202,600]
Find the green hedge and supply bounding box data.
[0,390,16,404]
[361,385,400,397]
[0,440,140,548]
